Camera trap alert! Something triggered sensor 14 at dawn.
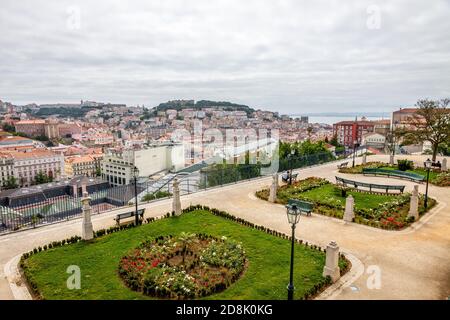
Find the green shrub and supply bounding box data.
[397,159,414,171]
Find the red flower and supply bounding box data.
[151,259,160,267]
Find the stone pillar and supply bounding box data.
[408,185,419,221]
[172,178,182,216]
[442,158,447,171]
[362,153,367,165]
[268,173,278,203]
[81,192,93,241]
[343,195,354,222]
[389,154,394,165]
[323,241,341,282]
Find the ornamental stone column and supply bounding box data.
[323,241,341,282]
[268,173,278,203]
[172,178,182,216]
[81,191,93,241]
[343,195,355,222]
[442,158,447,171]
[362,153,367,165]
[408,185,419,221]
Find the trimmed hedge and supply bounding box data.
[20,205,351,300]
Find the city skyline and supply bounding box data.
[1,0,449,113]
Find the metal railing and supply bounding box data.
[0,152,337,235]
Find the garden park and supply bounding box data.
[256,176,437,230]
[338,160,450,187]
[20,207,349,300]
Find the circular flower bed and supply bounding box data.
[118,232,246,299]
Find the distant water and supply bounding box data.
[293,115,391,125]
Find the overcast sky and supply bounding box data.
[1,0,449,114]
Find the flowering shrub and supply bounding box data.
[434,171,450,187]
[118,234,246,299]
[256,177,329,203]
[338,162,389,174]
[256,174,438,230]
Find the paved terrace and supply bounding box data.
[1,155,449,300]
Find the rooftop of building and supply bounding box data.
[65,154,97,164]
[333,120,376,126]
[15,119,46,125]
[0,148,59,159]
[0,175,107,199]
[0,135,35,145]
[393,108,418,114]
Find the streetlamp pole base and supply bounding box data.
[287,284,294,300]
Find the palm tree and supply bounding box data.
[178,232,198,265]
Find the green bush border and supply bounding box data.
[255,181,438,231]
[19,205,350,300]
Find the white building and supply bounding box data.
[362,132,386,148]
[0,149,64,187]
[0,153,15,190]
[101,143,184,186]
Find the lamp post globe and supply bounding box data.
[285,202,301,300]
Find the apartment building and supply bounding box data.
[14,119,83,139]
[0,149,64,187]
[101,143,184,186]
[362,132,386,149]
[391,107,428,154]
[333,120,375,147]
[65,155,100,178]
[0,153,15,190]
[392,108,420,129]
[14,119,46,137]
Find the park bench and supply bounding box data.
[114,209,145,226]
[362,168,425,182]
[336,176,405,193]
[287,199,313,216]
[281,171,298,183]
[430,161,442,172]
[337,162,348,169]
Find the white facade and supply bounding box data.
[101,143,184,186]
[134,144,184,176]
[6,150,64,187]
[362,133,386,148]
[0,155,15,189]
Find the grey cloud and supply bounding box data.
[0,0,449,113]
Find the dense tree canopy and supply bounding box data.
[397,98,450,161]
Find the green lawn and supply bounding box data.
[22,210,346,300]
[256,178,436,230]
[299,183,394,211]
[339,161,449,186]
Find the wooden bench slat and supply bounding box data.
[115,209,145,224]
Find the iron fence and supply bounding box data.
[0,152,336,235]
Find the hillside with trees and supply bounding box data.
[155,100,255,115]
